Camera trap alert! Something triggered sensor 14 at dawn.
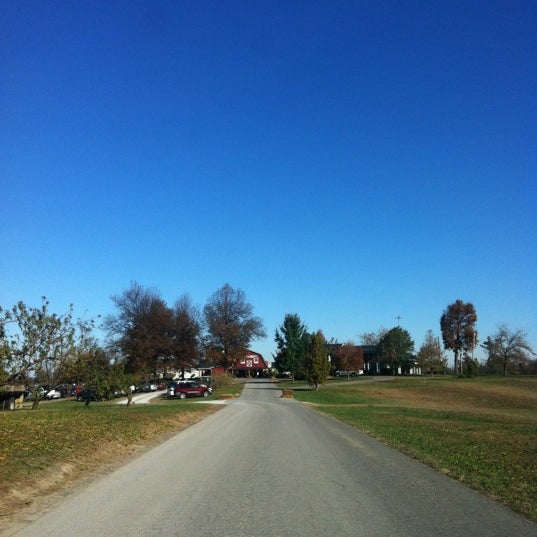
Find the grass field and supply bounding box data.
[0,391,231,522]
[289,376,537,522]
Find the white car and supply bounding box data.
[46,389,62,399]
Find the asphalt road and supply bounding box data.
[6,380,536,537]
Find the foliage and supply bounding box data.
[329,341,364,376]
[203,283,266,369]
[462,355,479,377]
[292,377,537,522]
[105,282,174,377]
[359,328,388,346]
[0,298,76,383]
[481,324,535,376]
[170,294,202,374]
[304,331,330,390]
[416,330,448,375]
[377,326,415,374]
[440,299,478,376]
[273,313,309,379]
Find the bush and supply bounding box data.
[211,374,235,390]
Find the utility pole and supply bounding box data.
[395,315,402,327]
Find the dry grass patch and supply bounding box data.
[0,402,219,525]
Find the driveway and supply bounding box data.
[6,379,536,537]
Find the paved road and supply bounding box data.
[6,380,536,536]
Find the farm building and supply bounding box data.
[231,350,269,377]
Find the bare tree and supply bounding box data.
[204,283,266,370]
[359,328,388,346]
[482,325,535,376]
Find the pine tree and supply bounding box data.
[304,331,330,390]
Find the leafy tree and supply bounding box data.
[377,326,415,374]
[481,325,535,376]
[274,313,309,380]
[76,348,114,401]
[416,330,448,375]
[55,314,101,382]
[105,282,174,377]
[440,300,478,376]
[462,355,479,378]
[170,294,202,376]
[304,331,330,390]
[331,342,364,377]
[0,298,76,404]
[203,283,266,370]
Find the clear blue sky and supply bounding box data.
[2,1,536,362]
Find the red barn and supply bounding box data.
[231,350,269,377]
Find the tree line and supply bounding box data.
[1,290,536,407]
[0,282,265,407]
[273,299,535,382]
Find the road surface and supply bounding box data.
[5,379,536,536]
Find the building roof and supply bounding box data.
[232,350,268,371]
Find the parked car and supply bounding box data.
[167,380,211,400]
[76,388,101,402]
[140,382,158,392]
[46,389,62,399]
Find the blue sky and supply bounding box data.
[2,1,536,361]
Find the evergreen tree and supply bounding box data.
[274,313,309,380]
[378,326,415,374]
[304,331,330,390]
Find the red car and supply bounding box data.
[167,381,211,400]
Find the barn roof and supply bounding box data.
[232,350,268,370]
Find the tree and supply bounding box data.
[203,283,266,370]
[0,298,80,408]
[273,313,309,380]
[377,326,415,374]
[105,282,174,377]
[360,328,388,346]
[331,342,364,377]
[481,325,535,376]
[416,330,448,375]
[0,298,75,381]
[304,331,330,390]
[170,294,202,376]
[440,300,478,376]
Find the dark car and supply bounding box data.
[76,388,101,402]
[167,380,211,400]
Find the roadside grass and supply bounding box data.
[214,380,244,398]
[291,376,537,522]
[0,382,243,522]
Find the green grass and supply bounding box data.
[291,376,537,522]
[0,384,244,519]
